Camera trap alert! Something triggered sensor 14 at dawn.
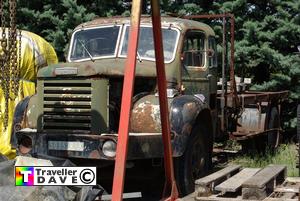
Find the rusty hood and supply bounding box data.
[37,58,178,79]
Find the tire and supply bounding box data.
[175,123,212,196]
[266,107,280,151]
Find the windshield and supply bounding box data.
[120,26,179,63]
[69,26,121,61]
[68,25,179,63]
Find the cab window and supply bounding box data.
[182,31,205,67]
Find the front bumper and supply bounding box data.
[15,129,166,160]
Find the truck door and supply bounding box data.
[181,30,215,104]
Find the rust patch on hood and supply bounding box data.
[130,101,161,133]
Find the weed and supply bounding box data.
[230,143,298,176]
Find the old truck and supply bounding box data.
[11,16,288,195]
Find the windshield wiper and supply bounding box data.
[78,39,95,62]
[137,51,142,62]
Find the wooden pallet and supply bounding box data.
[180,164,297,201]
[264,177,300,201]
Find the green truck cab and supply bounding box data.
[12,16,221,194]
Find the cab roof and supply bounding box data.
[74,16,215,36]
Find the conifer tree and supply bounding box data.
[14,0,300,128]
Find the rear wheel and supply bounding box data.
[241,107,280,154]
[175,123,212,196]
[266,107,280,151]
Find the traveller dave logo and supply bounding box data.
[15,166,34,186]
[15,166,96,186]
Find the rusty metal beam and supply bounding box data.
[221,16,226,132]
[183,13,234,20]
[229,16,239,107]
[111,0,142,200]
[150,0,178,200]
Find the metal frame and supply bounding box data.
[111,0,178,200]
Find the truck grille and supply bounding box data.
[42,81,92,132]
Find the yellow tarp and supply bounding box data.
[0,30,58,158]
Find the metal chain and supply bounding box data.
[18,29,21,95]
[0,0,7,94]
[0,0,19,129]
[0,0,10,129]
[9,0,19,100]
[0,0,6,89]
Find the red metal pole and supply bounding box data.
[150,0,178,200]
[111,0,142,200]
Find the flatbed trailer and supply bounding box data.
[219,91,289,141]
[186,13,289,151]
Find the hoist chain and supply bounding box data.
[0,0,21,129]
[18,29,21,94]
[1,0,9,129]
[9,0,19,100]
[0,0,7,94]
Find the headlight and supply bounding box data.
[102,140,117,158]
[18,135,32,155]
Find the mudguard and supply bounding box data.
[130,94,210,157]
[170,95,210,156]
[0,80,36,159]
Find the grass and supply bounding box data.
[229,143,298,177]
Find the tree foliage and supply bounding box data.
[14,0,300,129]
[163,0,300,129]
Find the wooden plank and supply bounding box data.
[286,177,300,183]
[242,165,286,188]
[274,187,299,193]
[195,165,241,186]
[242,187,267,200]
[195,195,257,201]
[280,192,296,199]
[263,198,297,201]
[215,168,261,193]
[179,192,197,201]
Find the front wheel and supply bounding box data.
[174,123,212,196]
